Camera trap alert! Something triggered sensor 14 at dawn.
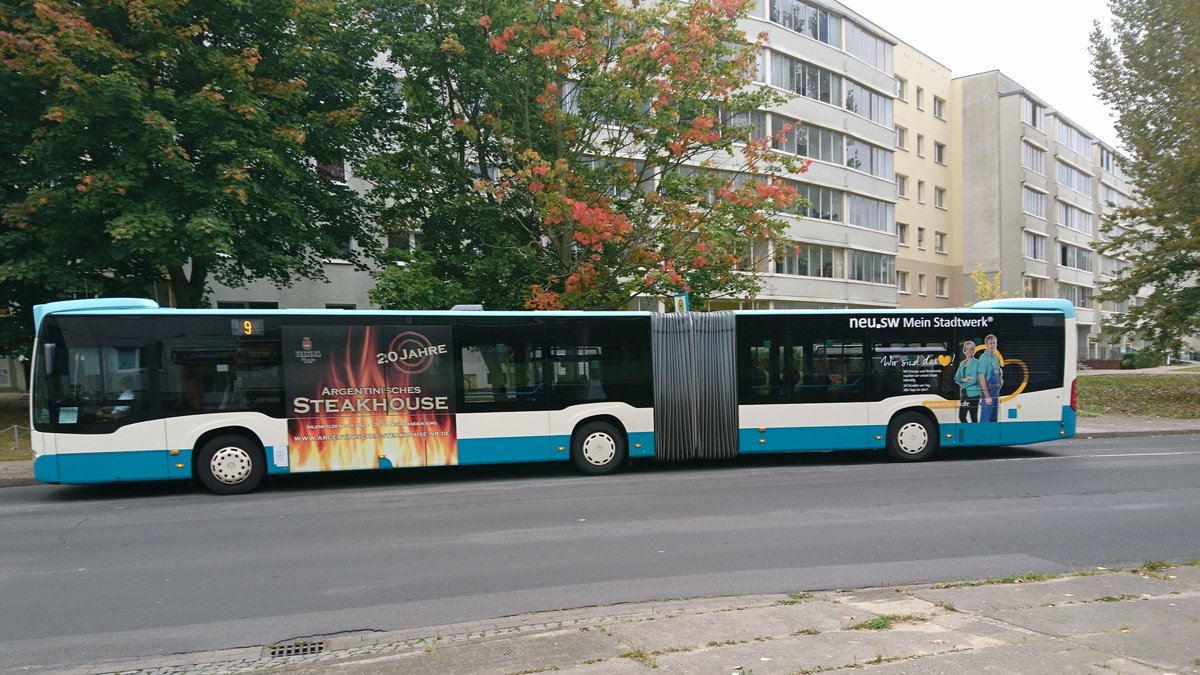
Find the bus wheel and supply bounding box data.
[571,421,625,475]
[196,434,265,495]
[886,412,938,462]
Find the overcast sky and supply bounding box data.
[842,0,1119,148]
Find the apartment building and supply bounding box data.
[706,0,900,311]
[891,43,958,308]
[954,71,1138,357]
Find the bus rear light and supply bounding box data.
[1070,378,1078,411]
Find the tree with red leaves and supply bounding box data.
[367,0,805,310]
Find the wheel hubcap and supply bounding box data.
[896,422,929,455]
[210,446,253,485]
[581,432,616,466]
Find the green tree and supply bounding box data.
[967,262,1015,302]
[1090,0,1200,352]
[366,0,803,310]
[0,0,388,338]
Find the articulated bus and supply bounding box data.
[29,297,1077,494]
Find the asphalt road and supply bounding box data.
[2,435,1200,673]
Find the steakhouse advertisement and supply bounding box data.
[283,325,457,472]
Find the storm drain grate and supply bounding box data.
[268,640,327,658]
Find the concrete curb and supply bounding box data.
[1077,429,1200,439]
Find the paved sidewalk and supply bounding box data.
[66,564,1200,675]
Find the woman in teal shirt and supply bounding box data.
[955,340,982,423]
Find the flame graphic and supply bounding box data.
[288,326,457,472]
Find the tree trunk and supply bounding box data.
[167,261,208,308]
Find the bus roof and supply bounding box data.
[971,298,1075,318]
[33,296,1076,336]
[31,297,656,335]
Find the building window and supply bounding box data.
[1059,243,1094,271]
[327,239,353,262]
[934,231,946,253]
[897,222,909,245]
[915,86,925,109]
[846,194,895,233]
[778,241,844,278]
[1102,297,1129,313]
[1100,255,1125,277]
[325,303,357,310]
[1100,147,1117,173]
[1022,141,1046,174]
[771,0,841,48]
[1056,159,1092,195]
[896,125,907,149]
[1023,186,1047,218]
[791,182,844,222]
[844,20,892,72]
[388,229,423,251]
[895,77,907,100]
[1023,231,1047,261]
[934,187,946,209]
[844,79,894,126]
[916,134,925,156]
[933,96,945,119]
[1058,282,1092,309]
[917,273,927,295]
[917,180,926,203]
[1057,200,1094,235]
[896,174,908,198]
[935,276,948,297]
[897,270,909,293]
[1056,121,1092,156]
[1101,183,1128,207]
[1021,96,1045,130]
[738,239,772,273]
[848,250,895,285]
[845,137,894,178]
[725,109,768,143]
[775,117,844,164]
[769,51,843,106]
[917,226,926,249]
[933,142,946,164]
[1024,276,1047,298]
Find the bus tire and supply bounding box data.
[571,421,625,475]
[196,434,265,495]
[886,412,938,462]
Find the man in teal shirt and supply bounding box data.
[977,334,1004,422]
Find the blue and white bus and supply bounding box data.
[29,297,1077,494]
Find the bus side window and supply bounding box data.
[457,320,545,411]
[545,317,653,408]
